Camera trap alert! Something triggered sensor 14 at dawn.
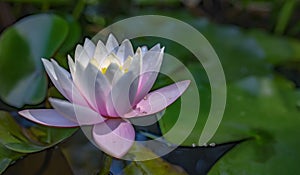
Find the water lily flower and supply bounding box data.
[19,34,190,158]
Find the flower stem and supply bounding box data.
[99,153,113,175]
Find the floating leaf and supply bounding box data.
[58,14,81,54]
[0,144,24,174]
[156,19,300,174]
[0,14,68,107]
[0,111,77,153]
[208,77,300,175]
[122,144,188,175]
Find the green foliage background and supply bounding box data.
[0,0,299,174]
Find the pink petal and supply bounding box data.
[133,45,164,105]
[92,119,135,158]
[18,109,78,127]
[49,98,105,125]
[134,72,158,105]
[106,69,140,117]
[125,80,190,118]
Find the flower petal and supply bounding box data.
[117,39,134,63]
[42,59,89,107]
[127,49,142,104]
[106,34,119,53]
[92,119,135,158]
[83,38,96,58]
[67,55,75,76]
[101,53,121,70]
[74,44,91,68]
[50,59,90,107]
[141,46,148,54]
[134,45,164,105]
[18,109,78,127]
[42,58,66,97]
[94,40,108,65]
[105,62,122,83]
[94,69,111,116]
[49,98,105,125]
[72,62,101,110]
[125,80,190,118]
[104,50,142,117]
[106,57,141,117]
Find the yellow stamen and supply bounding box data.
[101,67,107,74]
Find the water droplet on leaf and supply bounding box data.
[209,142,216,147]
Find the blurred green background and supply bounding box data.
[0,0,299,174]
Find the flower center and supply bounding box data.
[90,53,132,74]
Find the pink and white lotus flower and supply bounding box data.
[19,34,190,158]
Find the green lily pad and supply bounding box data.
[0,110,76,173]
[0,14,68,107]
[192,19,271,82]
[156,19,300,174]
[0,111,77,153]
[0,144,24,174]
[207,77,300,174]
[122,144,188,175]
[249,30,295,64]
[58,14,81,54]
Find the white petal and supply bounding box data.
[105,63,122,83]
[72,62,102,111]
[116,39,134,63]
[67,55,75,76]
[94,69,111,116]
[141,46,148,54]
[75,45,91,67]
[50,59,89,107]
[106,34,119,53]
[94,40,109,65]
[83,38,96,58]
[42,58,65,97]
[101,53,121,69]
